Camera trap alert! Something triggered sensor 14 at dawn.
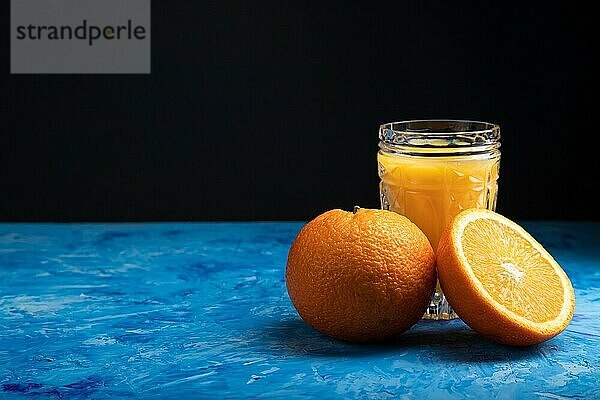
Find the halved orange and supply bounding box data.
[437,208,575,346]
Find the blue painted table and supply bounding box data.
[0,222,598,399]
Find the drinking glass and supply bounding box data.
[378,120,501,319]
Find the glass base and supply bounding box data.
[422,284,458,320]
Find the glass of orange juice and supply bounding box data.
[378,120,501,320]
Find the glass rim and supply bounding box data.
[380,119,500,137]
[379,119,500,155]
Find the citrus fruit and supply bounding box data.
[286,207,436,342]
[437,208,575,346]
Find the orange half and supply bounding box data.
[437,208,575,346]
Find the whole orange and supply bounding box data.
[286,207,436,342]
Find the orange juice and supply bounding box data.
[378,120,501,319]
[378,151,499,249]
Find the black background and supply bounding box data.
[1,2,596,221]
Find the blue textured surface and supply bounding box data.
[0,222,599,399]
